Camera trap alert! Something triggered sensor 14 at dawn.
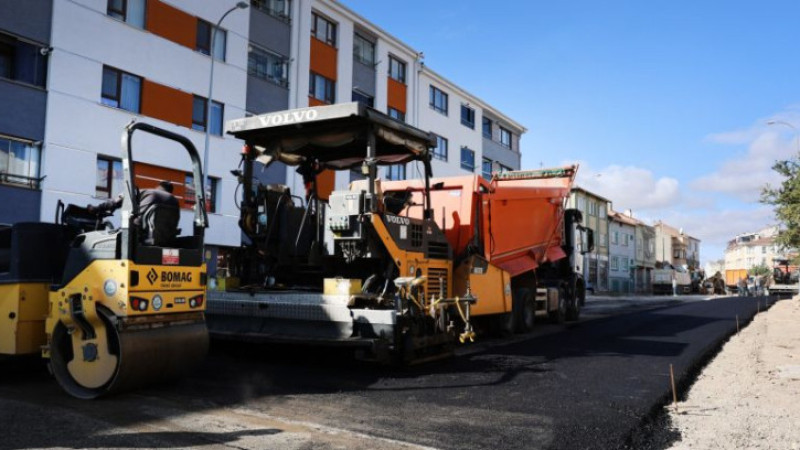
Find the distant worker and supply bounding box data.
[89,180,179,245]
[672,272,677,297]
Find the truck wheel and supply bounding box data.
[518,288,535,332]
[549,288,566,324]
[499,291,524,335]
[566,282,583,321]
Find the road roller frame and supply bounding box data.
[1,122,209,398]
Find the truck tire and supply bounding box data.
[518,288,535,332]
[548,287,566,324]
[499,290,525,335]
[566,280,583,321]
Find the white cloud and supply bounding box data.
[574,164,681,211]
[693,110,800,201]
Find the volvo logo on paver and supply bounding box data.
[257,109,319,127]
[147,268,158,285]
[385,215,410,226]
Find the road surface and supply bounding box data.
[0,295,770,450]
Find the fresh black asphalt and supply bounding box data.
[0,295,772,450]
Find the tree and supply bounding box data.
[749,263,770,277]
[761,157,800,249]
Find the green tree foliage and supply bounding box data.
[749,263,770,277]
[762,157,800,249]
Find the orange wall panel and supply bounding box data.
[310,37,338,81]
[387,77,407,113]
[146,0,196,50]
[308,97,326,107]
[141,80,193,128]
[134,163,195,209]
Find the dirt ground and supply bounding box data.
[667,297,800,450]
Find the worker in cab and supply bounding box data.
[89,180,180,245]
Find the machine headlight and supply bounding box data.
[103,279,117,297]
[152,294,163,311]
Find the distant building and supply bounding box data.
[653,221,701,270]
[620,210,656,293]
[568,187,611,292]
[724,226,783,272]
[608,210,637,293]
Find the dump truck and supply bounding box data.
[725,268,748,293]
[206,103,591,360]
[375,166,593,331]
[0,122,209,398]
[653,264,691,295]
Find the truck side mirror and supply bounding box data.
[585,229,595,254]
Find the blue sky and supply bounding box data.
[340,0,800,265]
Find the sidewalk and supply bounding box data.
[667,296,800,449]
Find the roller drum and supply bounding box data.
[50,309,208,399]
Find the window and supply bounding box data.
[0,136,41,189]
[353,33,375,65]
[482,117,492,139]
[352,90,374,107]
[611,256,619,271]
[482,158,492,180]
[622,234,628,246]
[599,233,607,246]
[0,32,48,87]
[247,45,288,86]
[185,174,218,213]
[107,0,146,28]
[309,72,335,104]
[388,55,406,83]
[251,0,290,22]
[499,126,512,149]
[599,205,607,218]
[762,246,767,254]
[385,165,406,181]
[311,13,336,47]
[192,96,223,136]
[461,105,475,129]
[101,66,142,113]
[96,156,123,198]
[587,201,597,216]
[612,231,618,245]
[460,147,475,172]
[621,258,629,271]
[196,20,226,61]
[429,86,448,115]
[432,135,448,161]
[388,107,405,122]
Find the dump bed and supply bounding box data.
[373,166,577,276]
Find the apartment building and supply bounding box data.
[0,0,52,223]
[0,0,525,276]
[568,187,610,292]
[724,226,783,272]
[608,210,636,294]
[654,221,701,270]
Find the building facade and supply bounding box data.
[654,221,700,270]
[724,227,782,272]
[0,0,52,223]
[568,187,610,292]
[632,215,656,293]
[0,0,525,277]
[608,210,636,294]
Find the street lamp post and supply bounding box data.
[203,1,248,185]
[767,120,800,154]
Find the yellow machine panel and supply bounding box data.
[0,283,49,355]
[324,278,362,295]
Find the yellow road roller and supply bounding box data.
[0,122,209,398]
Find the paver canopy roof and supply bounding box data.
[225,102,436,170]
